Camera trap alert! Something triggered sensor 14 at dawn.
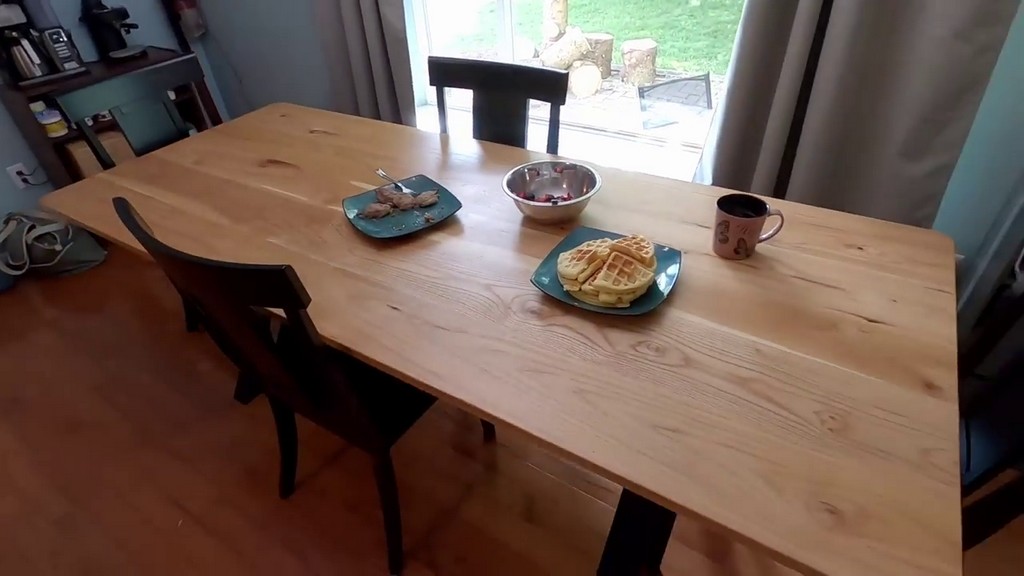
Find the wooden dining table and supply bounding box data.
[41,103,961,576]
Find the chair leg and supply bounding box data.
[182,296,202,333]
[373,452,404,576]
[598,488,676,576]
[480,419,497,443]
[268,397,298,500]
[233,371,263,405]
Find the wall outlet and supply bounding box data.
[6,163,27,190]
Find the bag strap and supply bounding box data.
[0,218,18,246]
[0,212,75,274]
[25,221,69,247]
[26,219,75,270]
[0,217,29,276]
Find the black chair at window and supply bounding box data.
[427,56,569,155]
[113,197,437,576]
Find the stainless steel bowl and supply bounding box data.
[501,161,601,224]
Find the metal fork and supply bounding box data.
[375,168,414,194]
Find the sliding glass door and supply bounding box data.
[408,0,745,181]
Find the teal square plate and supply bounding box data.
[531,227,683,316]
[342,175,462,239]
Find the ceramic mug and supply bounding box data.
[713,193,784,260]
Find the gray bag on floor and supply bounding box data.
[0,211,106,277]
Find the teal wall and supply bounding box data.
[933,4,1024,269]
[0,97,48,213]
[933,4,1024,330]
[0,1,189,214]
[193,0,334,119]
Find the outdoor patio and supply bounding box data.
[440,69,726,147]
[415,0,741,179]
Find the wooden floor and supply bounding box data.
[0,247,1019,575]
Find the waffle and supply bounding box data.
[556,238,611,284]
[557,234,658,308]
[584,251,655,295]
[571,288,647,308]
[609,234,657,269]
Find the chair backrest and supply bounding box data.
[56,54,204,170]
[960,288,1024,382]
[112,197,376,443]
[427,56,569,155]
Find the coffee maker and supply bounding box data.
[80,0,145,60]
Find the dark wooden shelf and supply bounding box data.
[50,117,120,145]
[0,40,221,189]
[19,47,185,99]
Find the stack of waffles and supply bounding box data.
[556,235,657,308]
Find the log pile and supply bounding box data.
[621,38,658,86]
[568,60,602,98]
[542,0,569,43]
[532,2,664,97]
[582,32,614,79]
[539,26,590,70]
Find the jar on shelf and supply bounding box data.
[29,101,69,138]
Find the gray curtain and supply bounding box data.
[314,0,417,125]
[694,0,1020,227]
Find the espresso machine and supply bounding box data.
[80,0,145,60]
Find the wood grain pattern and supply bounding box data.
[0,248,781,575]
[41,103,961,576]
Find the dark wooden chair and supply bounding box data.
[427,56,569,154]
[57,55,207,333]
[113,197,437,576]
[54,54,204,170]
[960,286,1024,549]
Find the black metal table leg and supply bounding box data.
[597,488,677,576]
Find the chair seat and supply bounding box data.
[274,322,436,449]
[324,347,437,446]
[961,380,1024,494]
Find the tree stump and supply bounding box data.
[621,38,658,86]
[542,0,569,42]
[583,33,614,79]
[568,60,602,98]
[539,26,591,70]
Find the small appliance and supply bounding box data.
[40,27,83,72]
[80,0,145,60]
[0,2,85,84]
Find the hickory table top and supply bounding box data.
[42,103,961,576]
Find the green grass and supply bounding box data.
[447,0,744,75]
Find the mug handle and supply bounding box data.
[758,208,784,243]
